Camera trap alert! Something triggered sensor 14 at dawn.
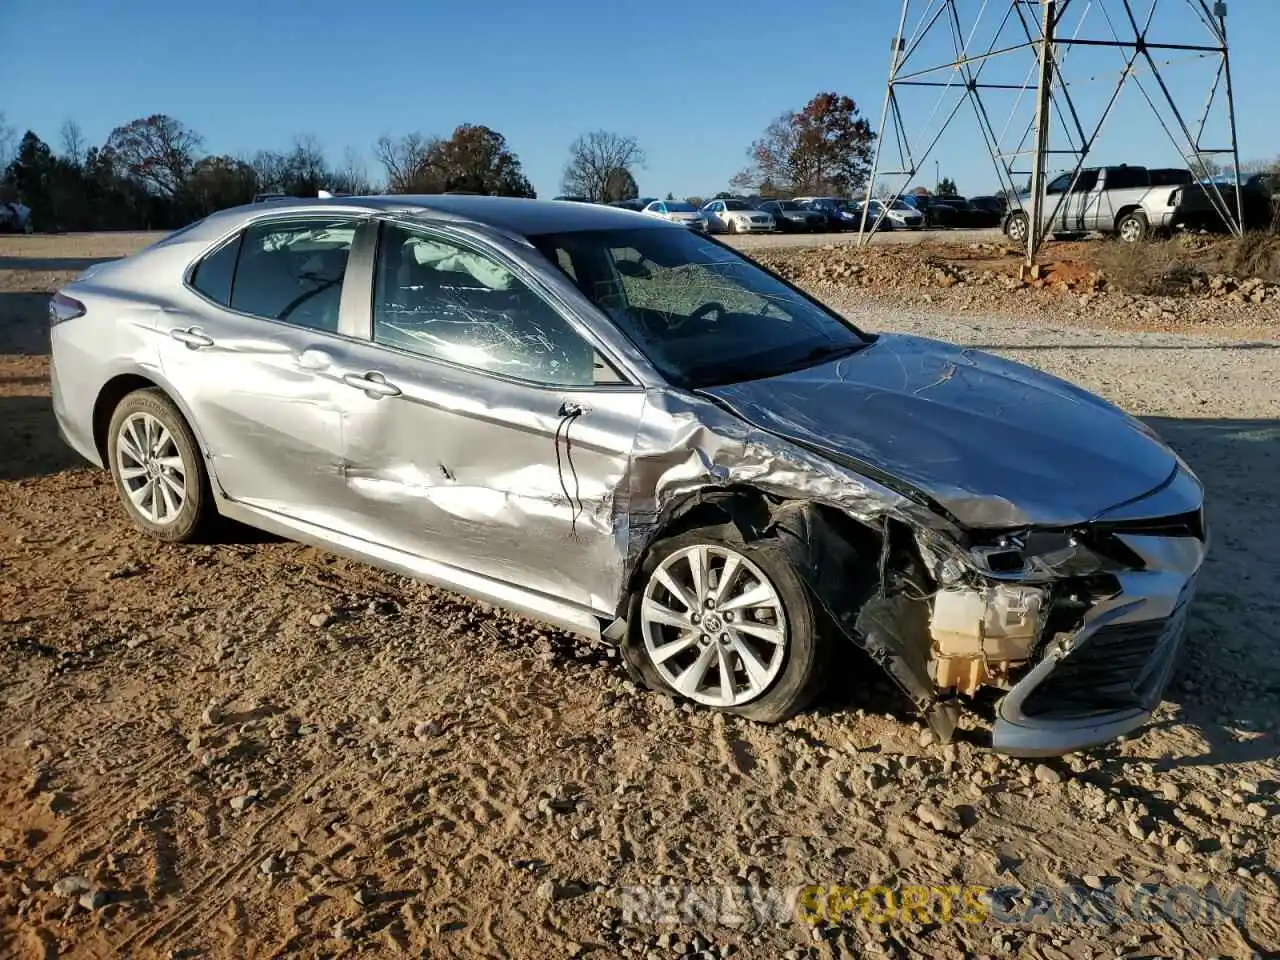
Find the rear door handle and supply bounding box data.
[342,371,402,398]
[170,326,214,349]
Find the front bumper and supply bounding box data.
[992,533,1205,756]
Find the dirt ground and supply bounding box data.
[1,233,1278,960]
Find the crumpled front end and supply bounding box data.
[990,518,1206,757]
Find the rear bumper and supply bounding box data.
[992,533,1204,757]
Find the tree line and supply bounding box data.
[0,92,878,231]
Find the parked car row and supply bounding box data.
[555,192,1010,235]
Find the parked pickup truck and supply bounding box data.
[1003,164,1219,243]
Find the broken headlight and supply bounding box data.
[964,528,1144,582]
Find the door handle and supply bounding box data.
[342,372,402,398]
[170,326,214,349]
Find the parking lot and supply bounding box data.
[1,231,1278,959]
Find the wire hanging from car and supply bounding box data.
[555,402,587,537]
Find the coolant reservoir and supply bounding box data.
[929,585,1043,659]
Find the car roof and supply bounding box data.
[188,194,665,242]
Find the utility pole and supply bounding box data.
[1026,0,1055,266]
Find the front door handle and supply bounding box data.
[342,371,402,398]
[170,326,214,349]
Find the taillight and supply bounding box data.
[49,292,86,326]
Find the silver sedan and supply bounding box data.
[50,195,1206,755]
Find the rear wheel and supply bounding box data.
[623,527,828,723]
[106,389,213,543]
[1117,210,1149,243]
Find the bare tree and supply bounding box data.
[60,119,87,166]
[333,145,372,194]
[561,131,645,202]
[373,132,440,193]
[249,150,288,193]
[104,114,204,196]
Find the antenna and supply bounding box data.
[861,0,1244,264]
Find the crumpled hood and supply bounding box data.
[701,333,1177,528]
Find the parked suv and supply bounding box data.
[1004,165,1218,243]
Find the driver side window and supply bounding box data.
[371,224,596,386]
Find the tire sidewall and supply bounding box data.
[623,526,825,723]
[106,389,209,542]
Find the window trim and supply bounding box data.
[358,217,642,392]
[182,213,375,343]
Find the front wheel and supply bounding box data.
[106,388,213,542]
[727,219,739,234]
[623,527,828,723]
[1004,212,1029,242]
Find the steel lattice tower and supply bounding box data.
[860,0,1244,262]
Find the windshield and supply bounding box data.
[665,201,697,212]
[722,200,751,211]
[777,200,803,211]
[530,228,868,389]
[889,200,913,211]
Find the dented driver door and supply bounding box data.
[328,221,648,613]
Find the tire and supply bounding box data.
[106,388,213,543]
[1004,212,1029,242]
[727,219,739,234]
[622,525,828,723]
[1117,210,1149,243]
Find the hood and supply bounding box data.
[701,333,1177,528]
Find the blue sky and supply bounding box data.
[2,0,1276,199]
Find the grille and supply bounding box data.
[1020,619,1174,719]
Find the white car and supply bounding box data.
[642,199,709,232]
[857,199,924,229]
[699,199,775,234]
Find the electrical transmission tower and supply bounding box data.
[861,0,1244,263]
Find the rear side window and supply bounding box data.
[189,217,358,333]
[1105,166,1149,190]
[230,219,356,332]
[190,234,241,305]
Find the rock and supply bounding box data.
[78,890,109,910]
[1033,764,1063,787]
[1082,875,1104,890]
[413,721,442,740]
[1127,817,1150,842]
[259,855,281,875]
[52,876,91,898]
[309,612,335,628]
[1175,836,1195,855]
[537,878,586,902]
[916,802,964,835]
[1160,782,1181,802]
[202,704,222,726]
[1245,802,1268,818]
[229,791,259,812]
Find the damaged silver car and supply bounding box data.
[49,196,1207,756]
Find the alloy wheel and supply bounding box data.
[640,544,788,707]
[115,412,188,526]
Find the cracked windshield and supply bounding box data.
[532,228,868,388]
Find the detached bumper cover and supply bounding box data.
[993,533,1205,756]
